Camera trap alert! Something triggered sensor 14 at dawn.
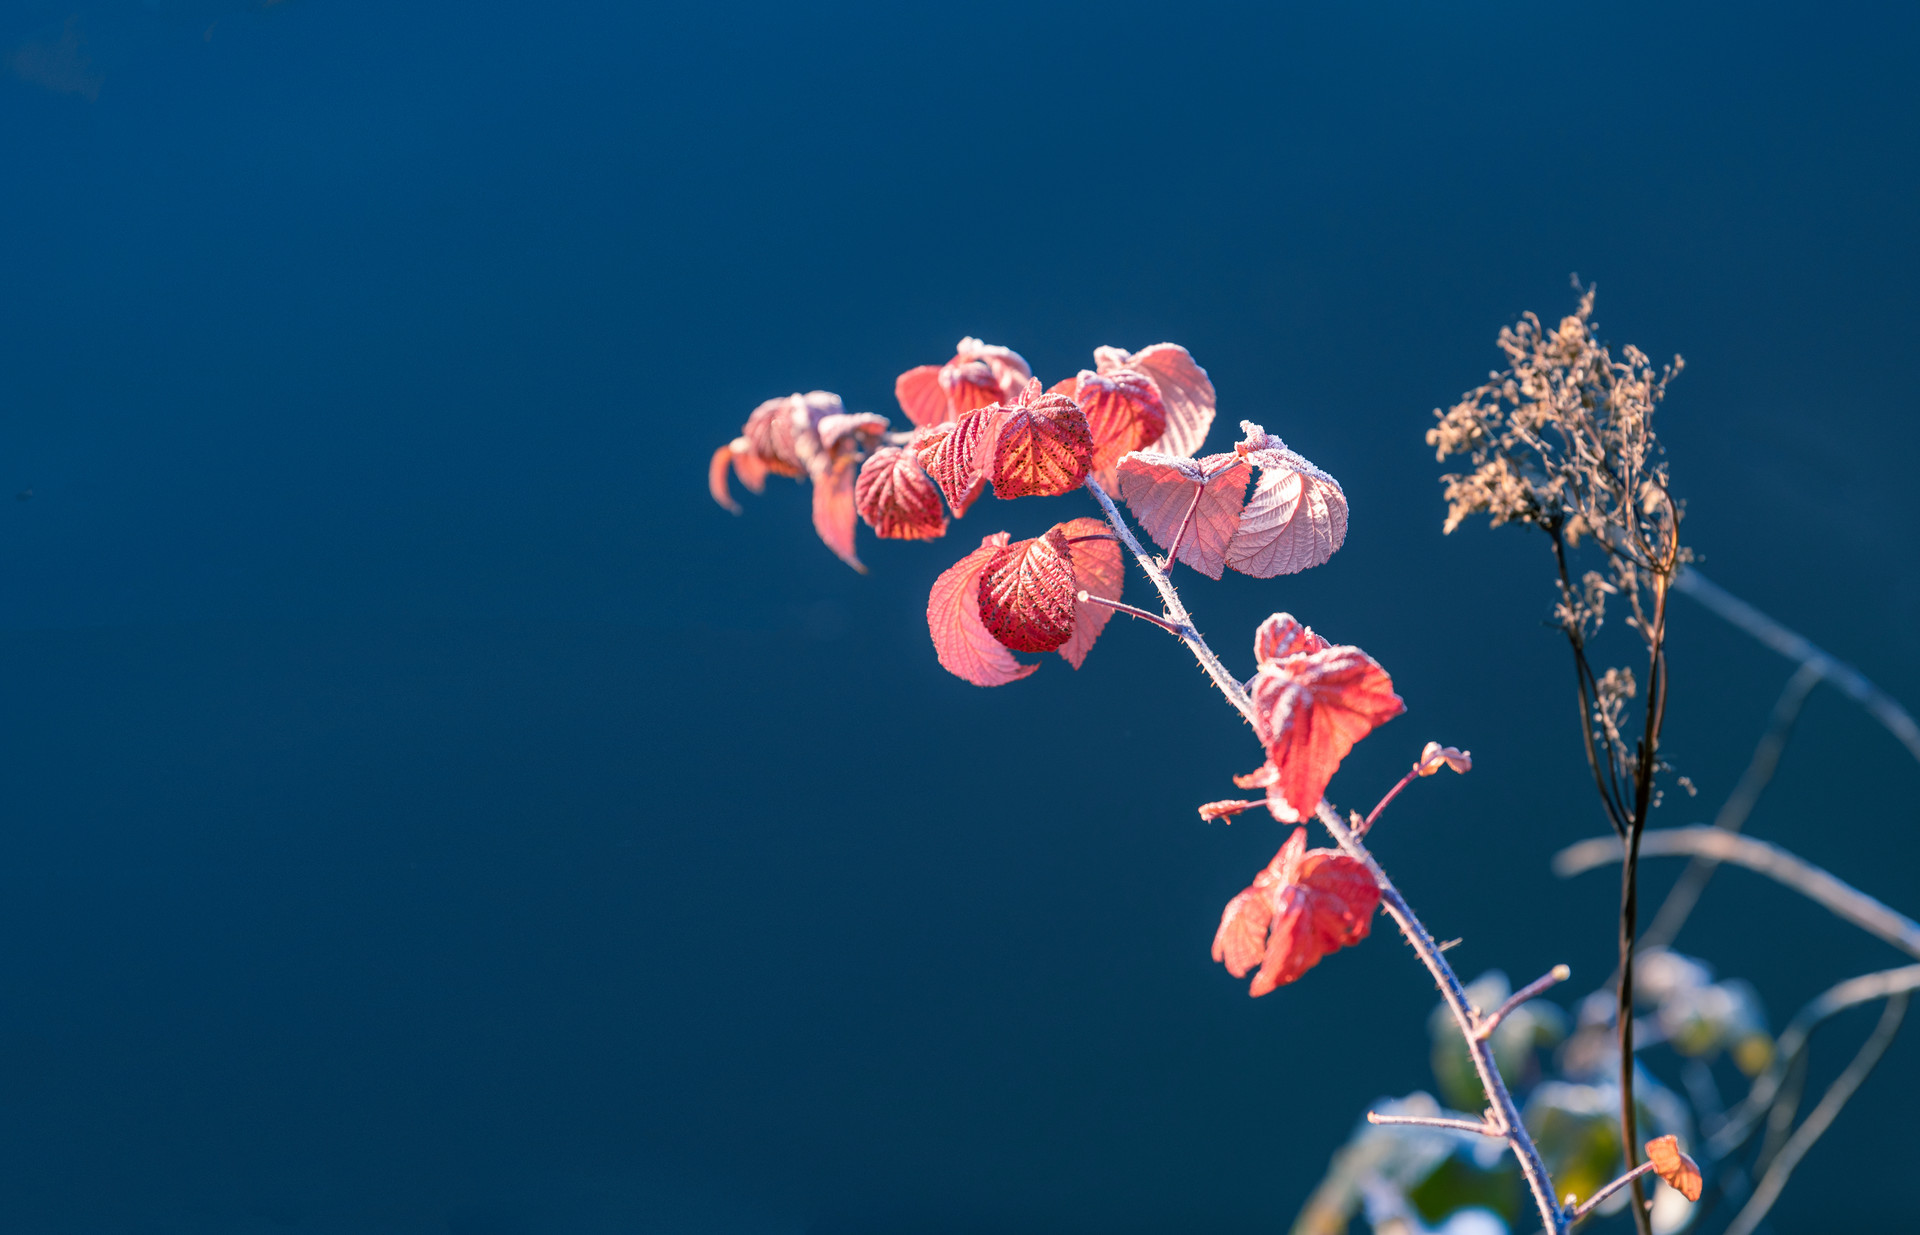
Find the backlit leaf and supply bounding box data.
[1226,421,1349,578]
[1644,1136,1702,1203]
[894,364,948,428]
[979,525,1078,653]
[856,446,948,540]
[1212,827,1381,996]
[1249,644,1406,821]
[1096,343,1216,458]
[811,451,865,573]
[1254,612,1330,665]
[989,378,1093,499]
[916,409,1006,517]
[1114,450,1251,579]
[927,533,1039,687]
[1054,516,1123,669]
[895,338,1033,427]
[709,443,743,514]
[1066,368,1167,482]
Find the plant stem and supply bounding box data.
[1089,473,1566,1232]
[1161,478,1206,572]
[1477,965,1573,1041]
[1074,591,1188,638]
[1318,803,1567,1235]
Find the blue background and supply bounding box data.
[0,1,1916,1231]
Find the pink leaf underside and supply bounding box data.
[856,446,948,540]
[741,396,806,477]
[991,387,1092,498]
[1226,423,1349,578]
[895,364,949,428]
[1097,343,1216,459]
[1072,369,1167,475]
[953,336,1032,399]
[917,410,1005,517]
[1254,612,1330,666]
[1251,646,1406,821]
[811,451,865,573]
[927,532,1038,687]
[1213,828,1381,996]
[709,443,742,513]
[1114,450,1251,579]
[941,358,1004,416]
[1054,515,1123,669]
[979,526,1078,653]
[817,411,889,456]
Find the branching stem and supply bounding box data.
[1074,591,1188,638]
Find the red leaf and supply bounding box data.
[1069,368,1167,478]
[1226,422,1348,578]
[1645,1135,1703,1202]
[916,410,1005,517]
[990,378,1093,499]
[740,394,809,478]
[709,442,743,514]
[1054,516,1123,669]
[811,451,865,573]
[1095,343,1216,458]
[856,446,948,540]
[1114,450,1251,579]
[1250,645,1406,820]
[1212,827,1381,996]
[927,533,1039,687]
[895,364,948,428]
[979,525,1078,653]
[1253,612,1330,665]
[951,337,1032,403]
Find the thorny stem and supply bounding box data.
[1319,803,1568,1235]
[1357,764,1424,839]
[1161,479,1207,573]
[1075,591,1188,638]
[1083,477,1260,731]
[1084,474,1565,1232]
[1476,965,1573,1041]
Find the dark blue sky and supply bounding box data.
[0,2,1916,1231]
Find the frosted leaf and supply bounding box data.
[893,364,948,428]
[1416,742,1472,777]
[1249,645,1406,821]
[810,451,865,573]
[989,378,1092,499]
[1061,368,1166,486]
[855,446,947,541]
[1054,516,1123,669]
[1226,421,1348,578]
[1096,343,1216,459]
[927,533,1038,687]
[1253,612,1330,666]
[915,411,1005,518]
[1114,449,1251,579]
[1212,827,1381,996]
[979,525,1078,653]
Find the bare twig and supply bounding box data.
[1074,590,1188,638]
[1674,567,1920,766]
[1366,1112,1500,1137]
[1570,1160,1656,1222]
[1721,993,1909,1235]
[1638,659,1823,952]
[1476,964,1573,1041]
[1554,828,1920,962]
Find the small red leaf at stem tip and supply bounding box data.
[1232,761,1278,790]
[1249,644,1406,821]
[990,378,1093,498]
[1197,799,1262,822]
[927,533,1038,687]
[1094,343,1216,458]
[1114,450,1251,579]
[709,443,743,514]
[1644,1135,1703,1202]
[1212,827,1382,996]
[1253,612,1330,665]
[855,447,948,541]
[1416,742,1472,777]
[895,338,1032,427]
[1226,421,1349,579]
[1055,516,1123,669]
[979,525,1078,653]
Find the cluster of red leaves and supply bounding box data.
[1116,422,1348,580]
[709,338,1219,572]
[1228,613,1406,823]
[1211,826,1382,996]
[926,517,1124,686]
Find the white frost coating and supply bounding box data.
[1226,420,1348,578]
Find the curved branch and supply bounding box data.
[1675,567,1920,766]
[1553,827,1920,961]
